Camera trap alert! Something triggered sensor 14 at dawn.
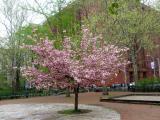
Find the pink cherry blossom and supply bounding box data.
[22,26,129,89]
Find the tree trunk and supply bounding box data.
[66,86,71,97]
[15,68,20,91]
[133,60,138,82]
[131,51,138,82]
[74,84,79,111]
[15,60,21,91]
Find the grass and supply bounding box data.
[58,109,92,115]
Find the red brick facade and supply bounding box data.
[77,0,160,86]
[108,38,160,86]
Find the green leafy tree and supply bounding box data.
[87,0,160,82]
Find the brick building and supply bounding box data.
[106,38,160,86]
[50,0,160,86]
[75,0,160,86]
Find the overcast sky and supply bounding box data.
[0,0,71,37]
[0,0,158,38]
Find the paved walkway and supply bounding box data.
[115,95,160,101]
[0,92,160,120]
[0,104,120,120]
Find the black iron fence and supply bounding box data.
[0,87,89,100]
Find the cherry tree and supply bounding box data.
[22,26,129,111]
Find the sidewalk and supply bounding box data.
[0,92,160,120]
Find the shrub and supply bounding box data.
[135,78,160,92]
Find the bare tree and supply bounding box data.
[23,0,70,37]
[0,0,28,91]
